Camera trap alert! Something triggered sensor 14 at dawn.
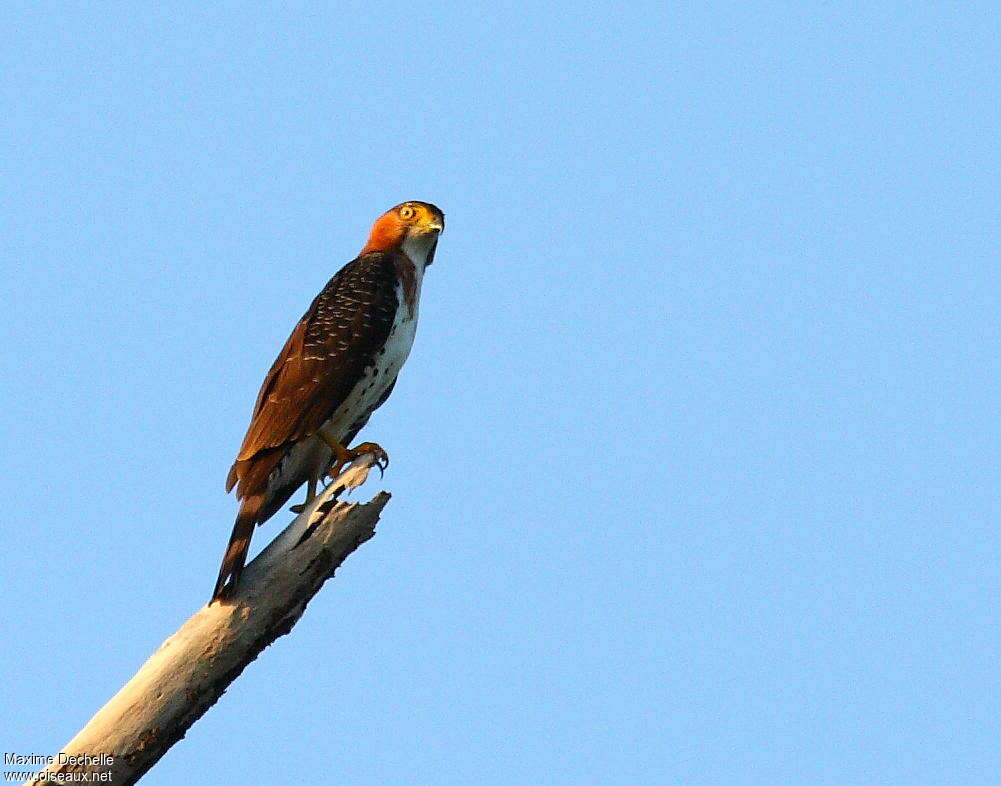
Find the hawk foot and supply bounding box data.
[327,441,390,480]
[289,472,319,514]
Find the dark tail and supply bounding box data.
[211,495,263,602]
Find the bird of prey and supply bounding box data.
[212,201,445,601]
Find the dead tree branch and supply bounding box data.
[28,456,390,786]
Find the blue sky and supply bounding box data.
[1,2,998,784]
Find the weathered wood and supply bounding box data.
[28,456,389,785]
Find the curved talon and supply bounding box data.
[359,443,390,476]
[325,440,390,481]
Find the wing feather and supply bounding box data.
[228,252,400,496]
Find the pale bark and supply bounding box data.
[27,456,389,786]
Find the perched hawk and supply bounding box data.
[212,201,445,601]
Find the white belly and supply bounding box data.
[266,280,418,502]
[321,277,421,440]
[265,256,428,508]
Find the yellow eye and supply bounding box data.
[399,205,416,219]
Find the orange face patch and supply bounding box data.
[361,202,444,253]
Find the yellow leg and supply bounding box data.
[317,428,353,464]
[317,428,390,478]
[289,471,319,514]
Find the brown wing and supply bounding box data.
[226,251,400,497]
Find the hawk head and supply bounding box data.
[362,201,445,265]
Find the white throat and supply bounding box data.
[401,233,438,269]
